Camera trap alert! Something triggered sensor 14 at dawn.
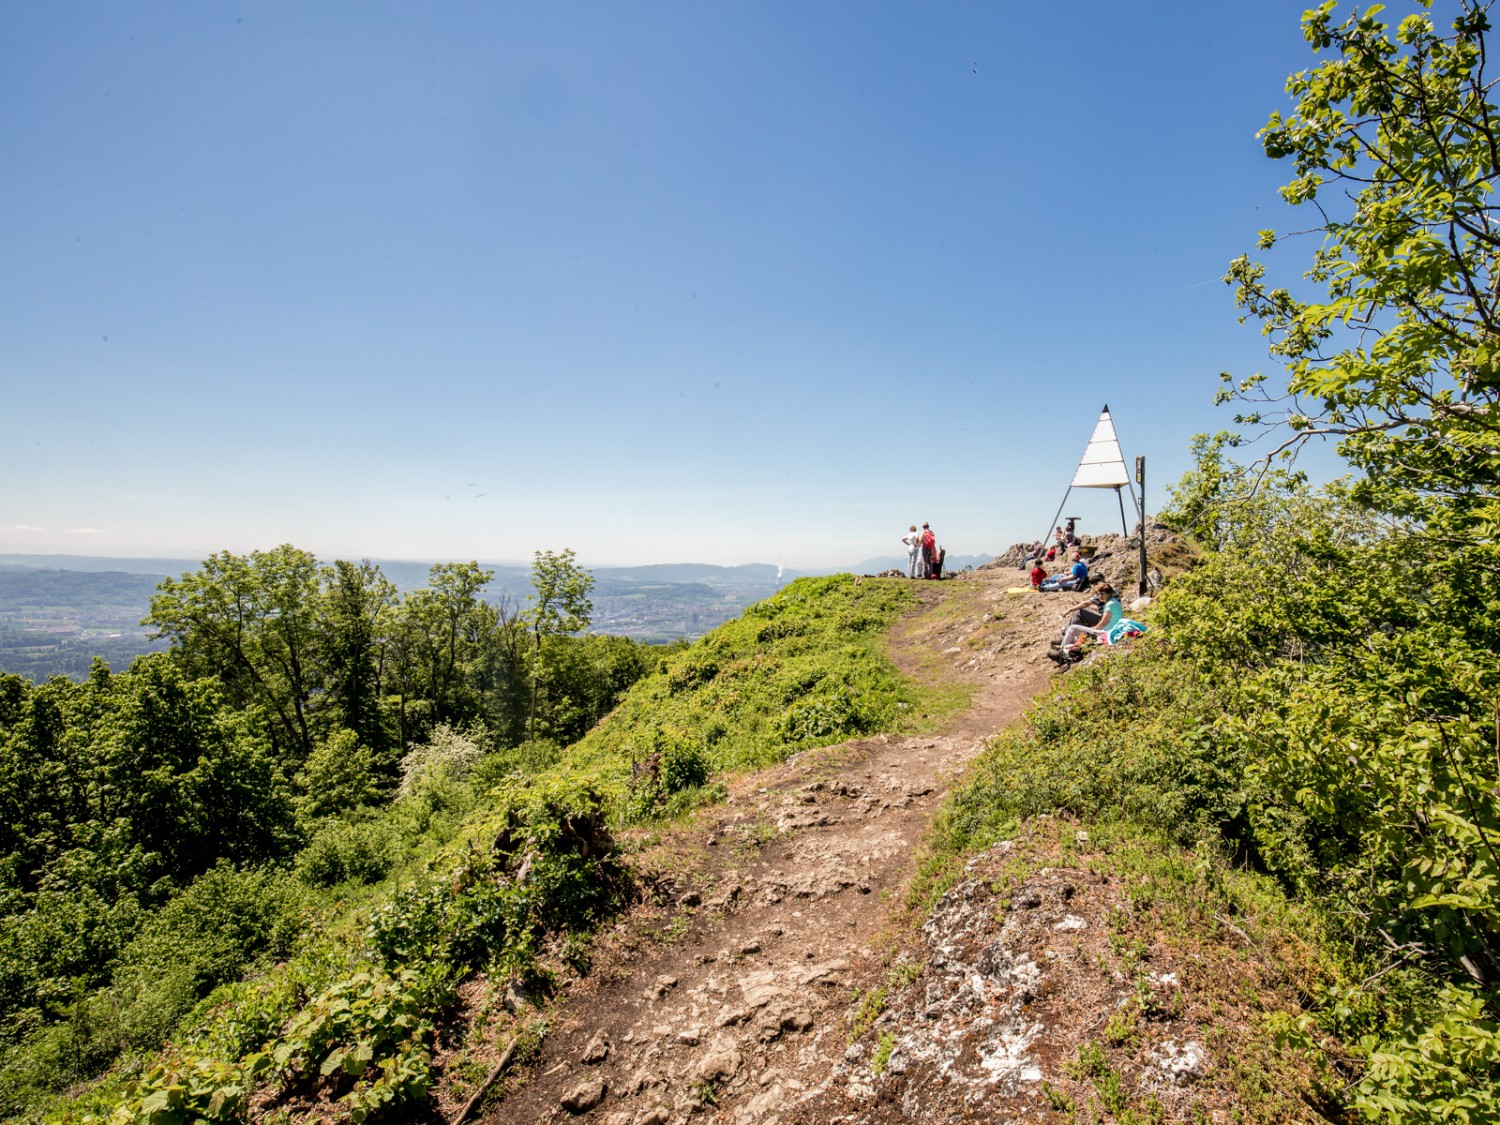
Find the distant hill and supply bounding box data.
[0,554,186,576]
[0,556,816,679]
[0,551,996,680]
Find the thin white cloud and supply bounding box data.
[61,527,106,535]
[4,524,47,533]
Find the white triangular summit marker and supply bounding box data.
[1070,404,1131,489]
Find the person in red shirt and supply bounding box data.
[1029,561,1047,589]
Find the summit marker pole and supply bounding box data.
[1135,456,1147,596]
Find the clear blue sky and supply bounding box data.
[2,1,1347,568]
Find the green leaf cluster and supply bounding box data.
[1226,0,1500,533]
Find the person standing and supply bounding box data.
[901,525,921,578]
[920,522,936,579]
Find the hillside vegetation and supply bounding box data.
[927,464,1500,1122]
[0,571,950,1123]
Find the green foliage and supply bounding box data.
[1356,985,1500,1123]
[574,575,918,806]
[937,654,1246,854]
[385,561,515,748]
[624,727,713,819]
[105,864,306,1052]
[1225,0,1500,533]
[397,724,484,798]
[524,549,596,743]
[0,546,657,1117]
[145,546,326,758]
[81,774,620,1125]
[295,816,400,888]
[941,462,1500,1120]
[294,729,383,827]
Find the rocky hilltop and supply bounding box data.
[981,521,1196,594]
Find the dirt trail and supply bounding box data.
[481,571,1062,1125]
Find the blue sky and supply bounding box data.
[2,1,1348,568]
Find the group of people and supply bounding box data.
[902,523,945,579]
[1023,518,1081,567]
[1031,551,1089,592]
[1015,518,1147,661]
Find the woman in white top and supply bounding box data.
[901,525,921,578]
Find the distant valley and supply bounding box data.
[0,551,993,682]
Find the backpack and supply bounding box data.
[922,529,935,553]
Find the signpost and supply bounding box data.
[1135,455,1147,596]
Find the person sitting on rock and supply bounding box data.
[1059,584,1121,651]
[1062,583,1114,628]
[1040,551,1089,592]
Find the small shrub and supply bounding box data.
[296,817,400,888]
[398,724,485,797]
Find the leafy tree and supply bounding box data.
[1225,0,1500,532]
[533,634,651,745]
[523,549,594,741]
[97,656,294,879]
[144,546,324,759]
[386,562,498,747]
[318,559,397,755]
[293,727,382,827]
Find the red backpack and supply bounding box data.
[922,529,935,553]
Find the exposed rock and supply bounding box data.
[779,1006,814,1032]
[798,960,849,986]
[649,974,678,1000]
[502,979,536,1012]
[692,1045,744,1084]
[1153,1039,1208,1084]
[560,1076,606,1113]
[738,970,785,1009]
[581,1028,612,1064]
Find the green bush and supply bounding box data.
[110,864,305,1046]
[294,729,384,827]
[660,737,709,793]
[296,816,400,888]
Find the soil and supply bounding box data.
[471,568,1076,1125]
